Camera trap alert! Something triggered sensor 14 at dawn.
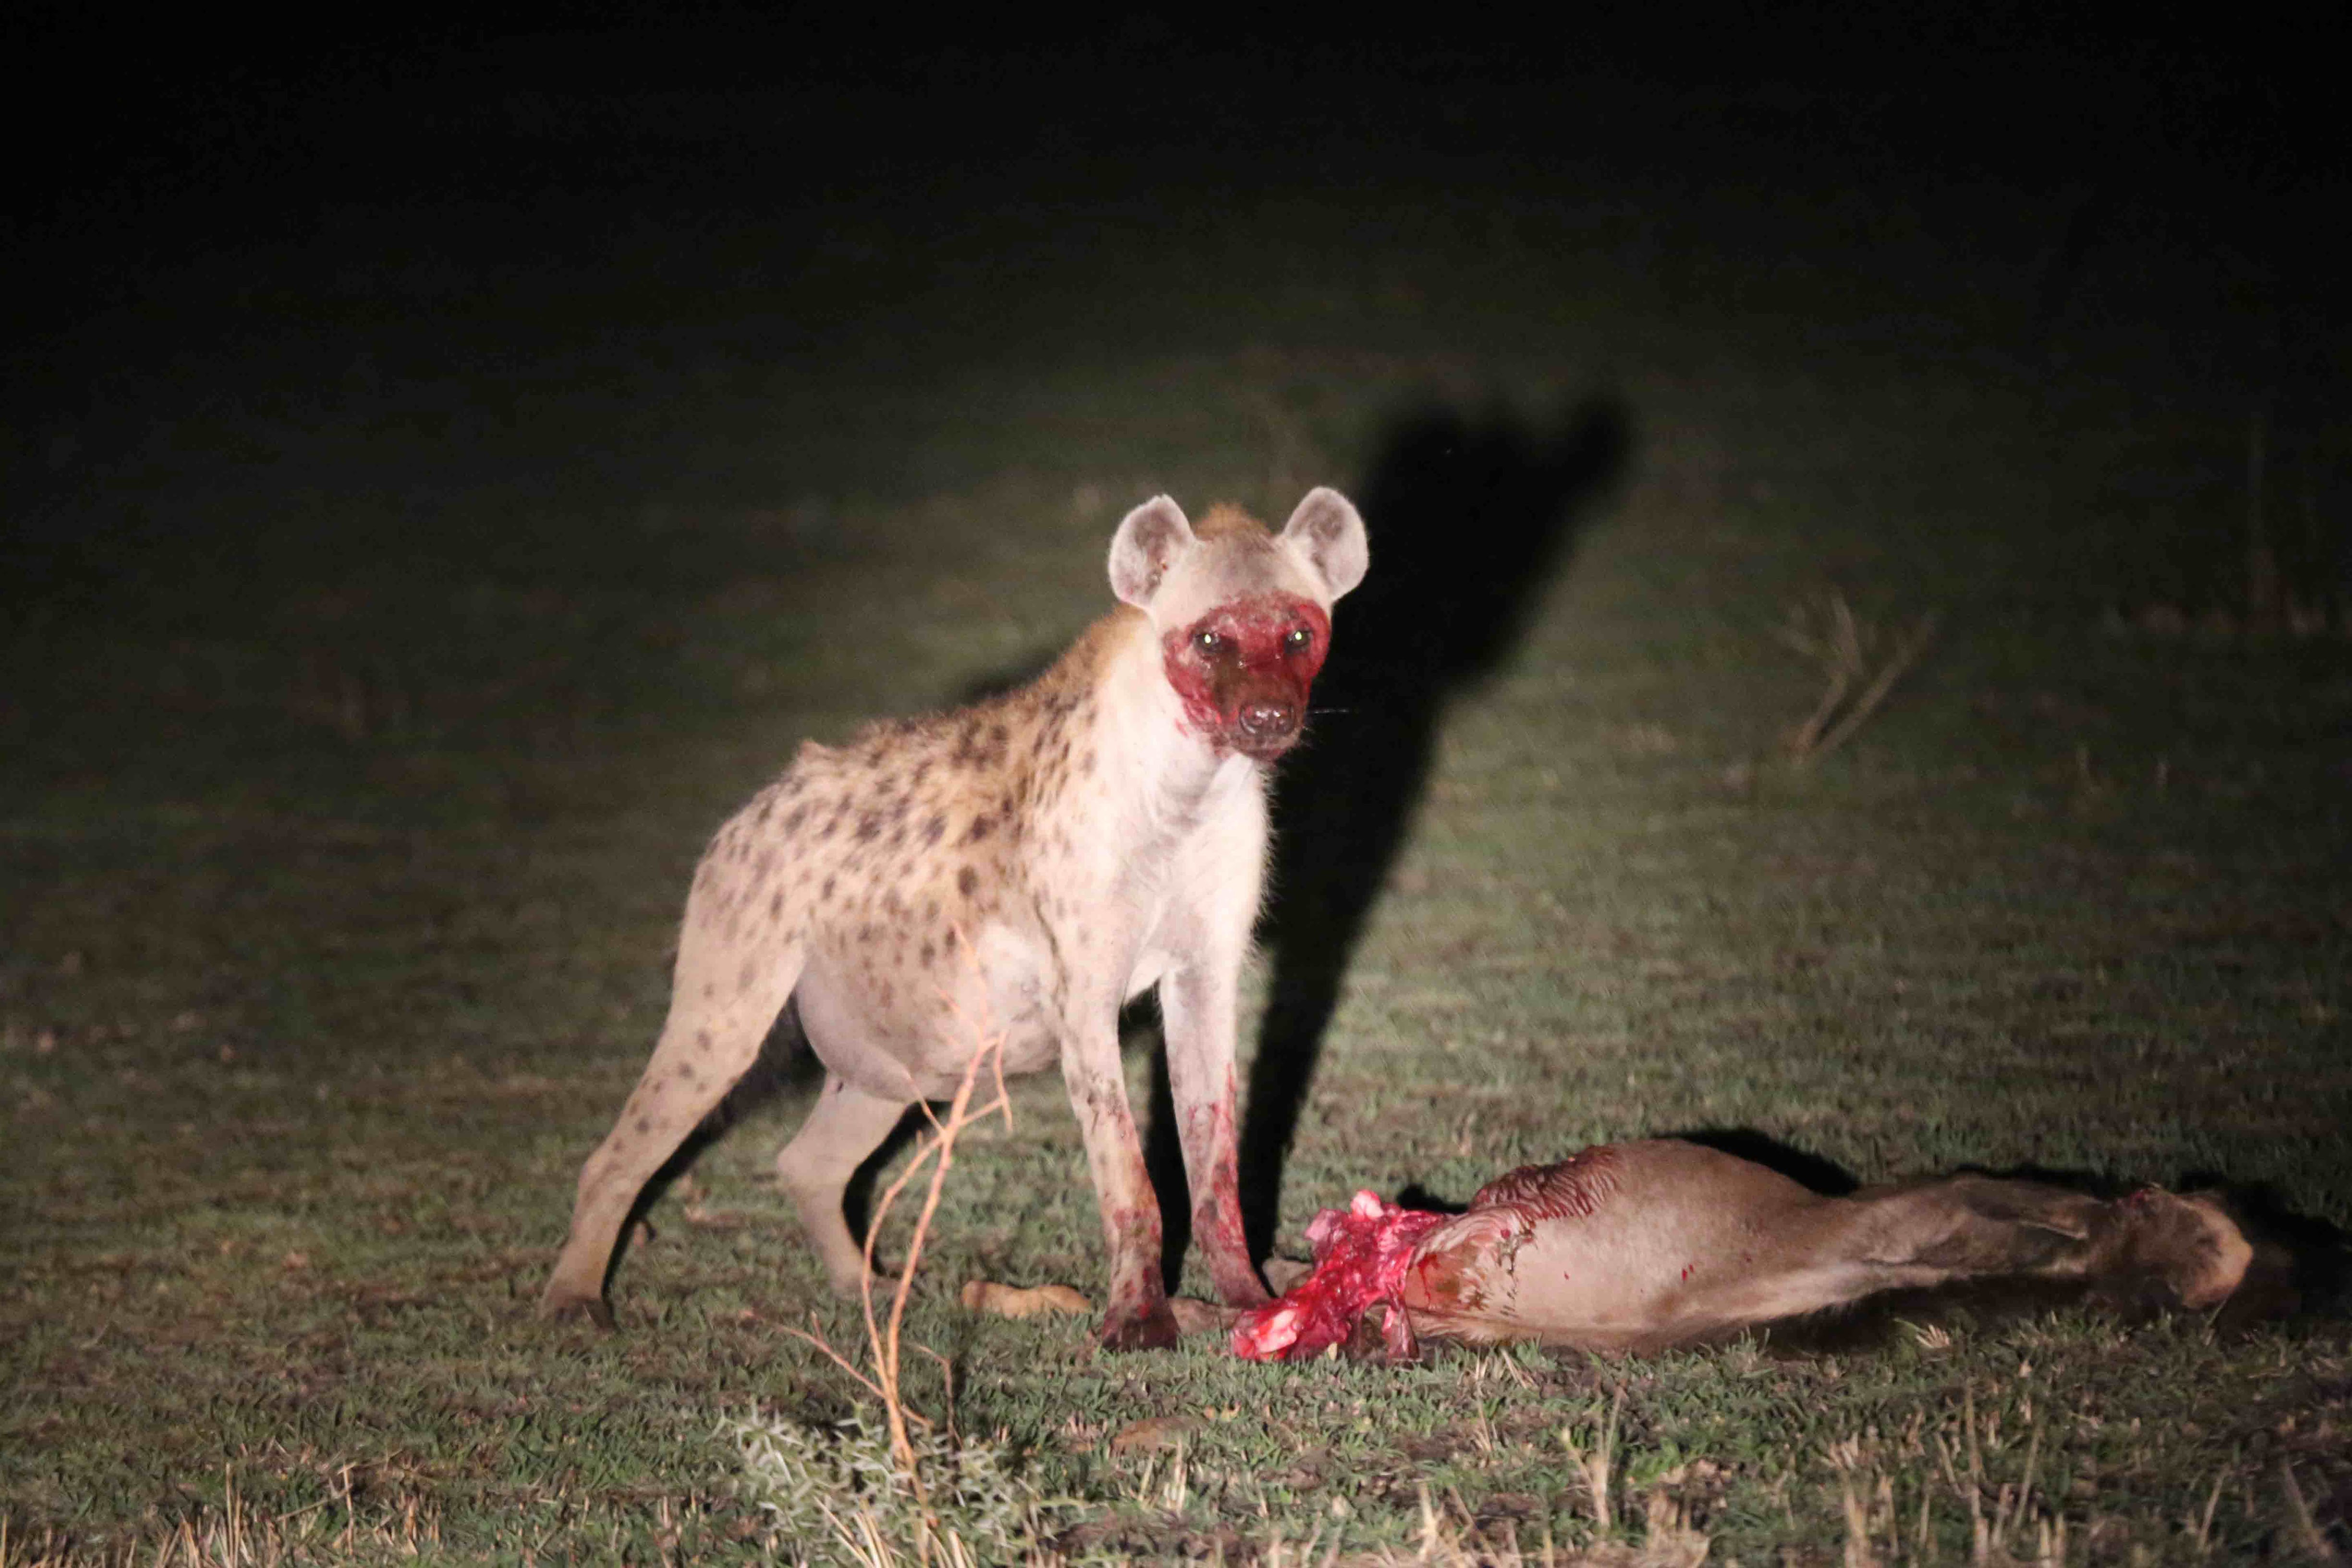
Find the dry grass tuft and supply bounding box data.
[734,934,1063,1568]
[1775,592,1940,764]
[0,1464,443,1567]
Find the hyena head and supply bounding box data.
[1108,487,1369,760]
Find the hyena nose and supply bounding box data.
[1238,698,1297,738]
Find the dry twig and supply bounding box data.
[1775,592,1940,764]
[783,930,1013,1497]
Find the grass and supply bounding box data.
[5,57,2350,1565]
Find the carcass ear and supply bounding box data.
[1279,487,1369,601]
[1107,495,1195,608]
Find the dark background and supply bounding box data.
[7,5,2345,600]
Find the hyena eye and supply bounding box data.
[1283,627,1312,652]
[1194,629,1223,654]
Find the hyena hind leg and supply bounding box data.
[538,966,800,1325]
[775,1075,917,1296]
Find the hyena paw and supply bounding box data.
[1216,1270,1274,1309]
[1167,1297,1241,1337]
[537,1287,618,1331]
[1098,1301,1183,1352]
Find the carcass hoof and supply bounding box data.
[1099,1303,1184,1352]
[538,1288,617,1331]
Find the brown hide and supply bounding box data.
[1231,1141,2255,1361]
[1399,1142,2251,1354]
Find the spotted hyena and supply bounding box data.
[538,488,1369,1349]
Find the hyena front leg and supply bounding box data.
[1160,965,1270,1308]
[774,1073,915,1296]
[1058,1012,1181,1351]
[539,895,804,1325]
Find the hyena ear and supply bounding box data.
[1279,487,1369,601]
[1108,495,1196,608]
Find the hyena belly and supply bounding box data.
[790,925,1069,1096]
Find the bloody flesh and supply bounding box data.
[1230,1191,1446,1361]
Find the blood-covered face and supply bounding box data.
[1160,593,1332,760]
